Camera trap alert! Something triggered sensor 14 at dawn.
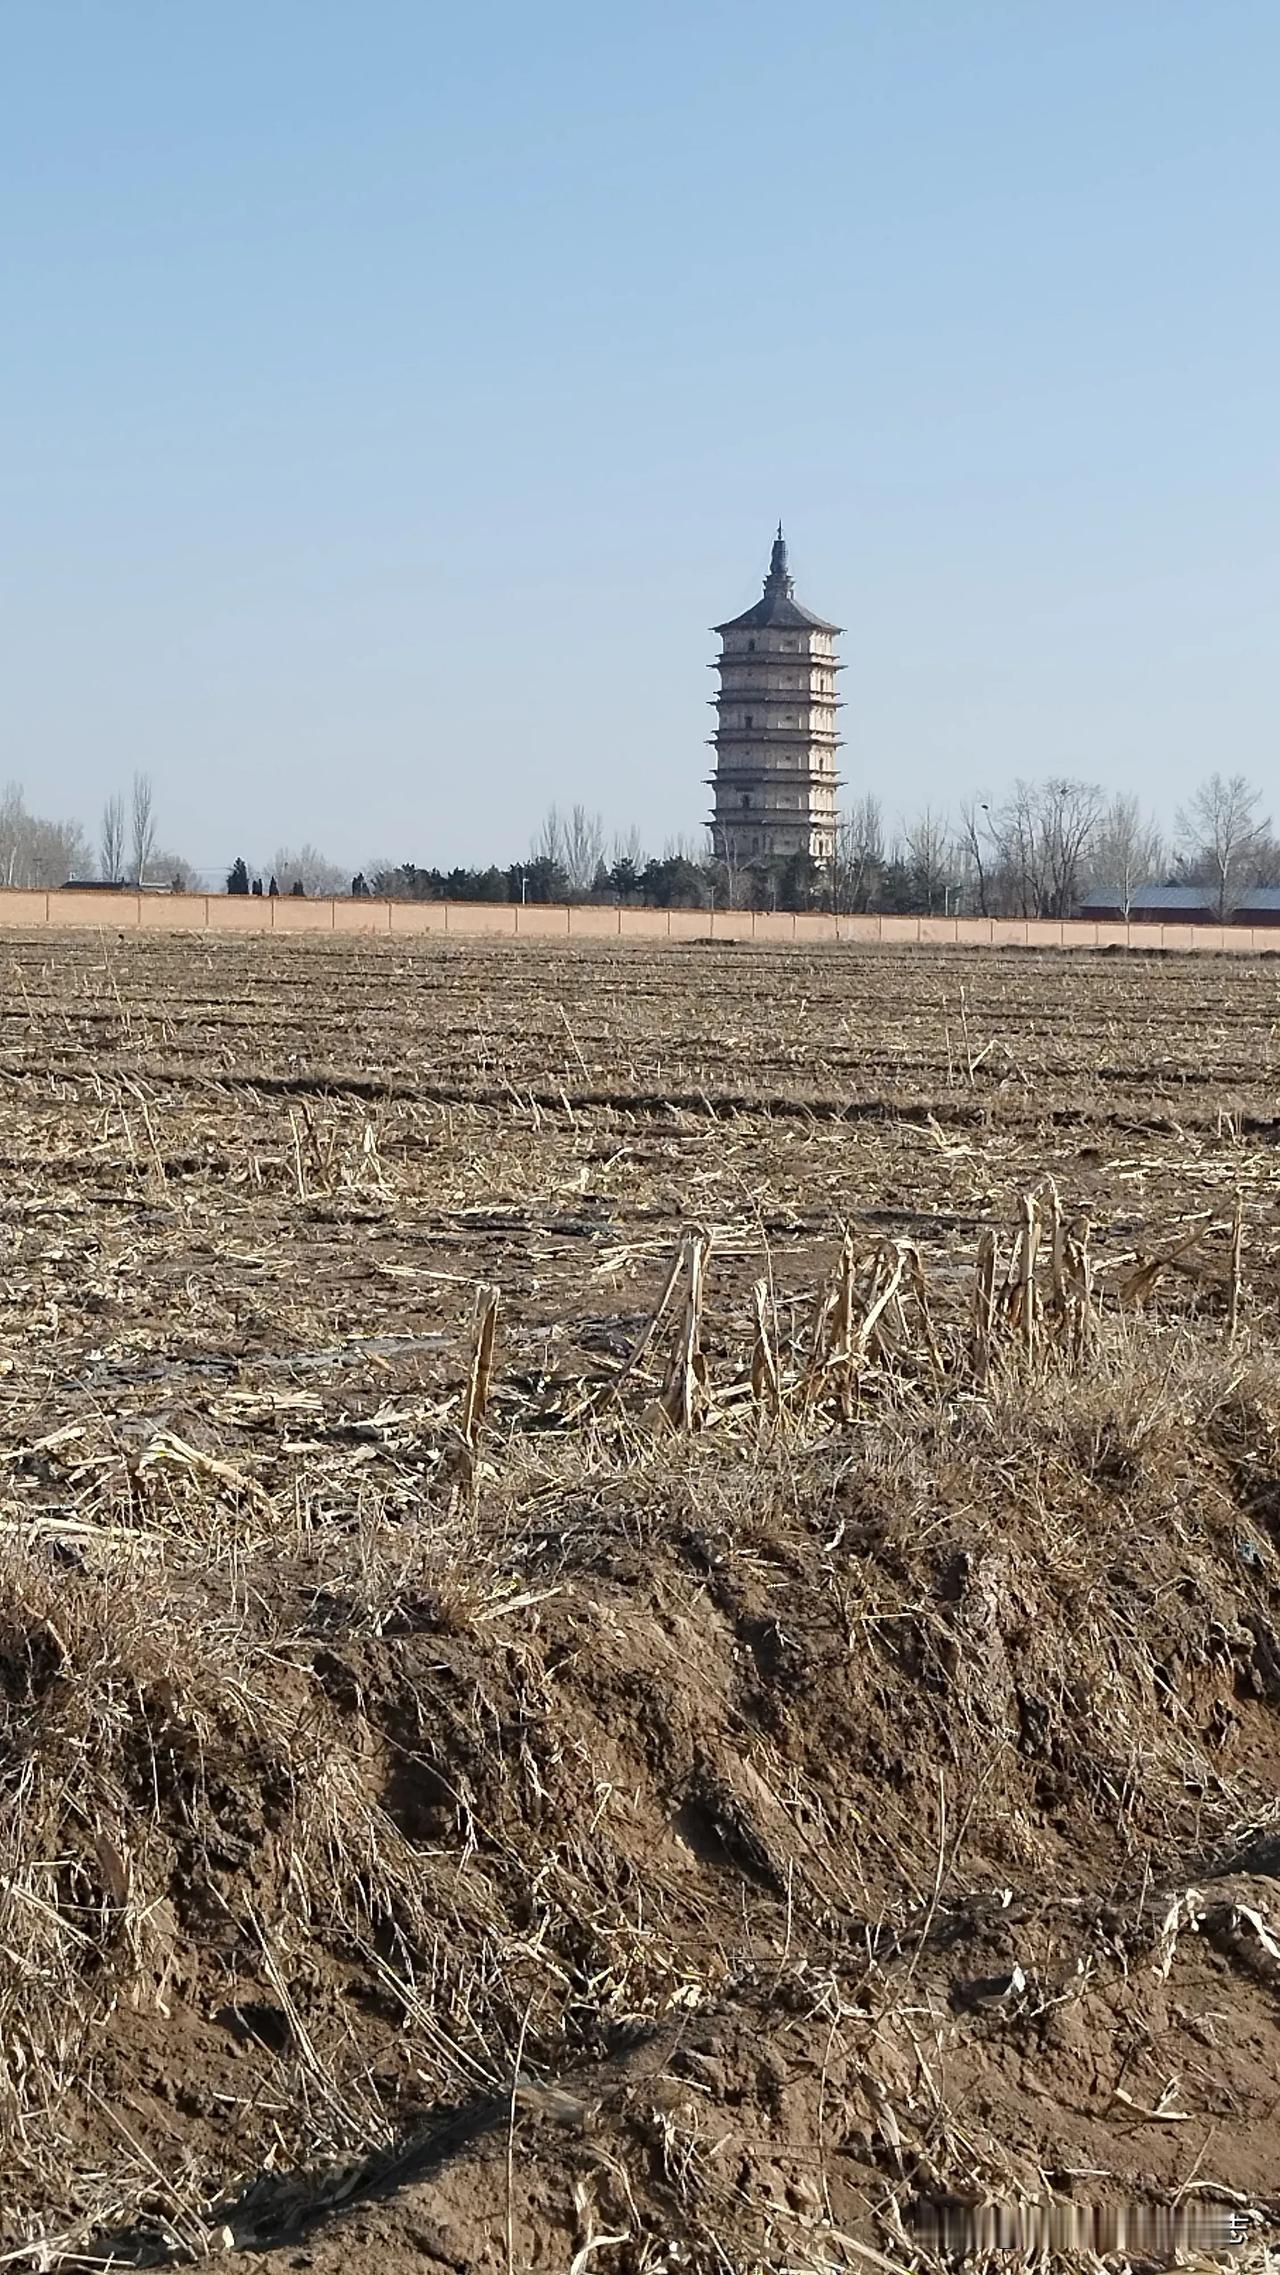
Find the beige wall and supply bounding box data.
[445,903,518,936]
[7,890,1280,957]
[388,901,446,935]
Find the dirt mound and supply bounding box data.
[5,1322,1280,2269]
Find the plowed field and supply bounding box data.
[3,929,1280,2272]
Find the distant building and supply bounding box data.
[708,529,842,868]
[1079,884,1280,927]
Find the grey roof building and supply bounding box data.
[1079,883,1280,925]
[1078,885,1211,917]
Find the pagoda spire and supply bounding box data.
[766,523,793,595]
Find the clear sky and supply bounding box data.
[5,0,1277,881]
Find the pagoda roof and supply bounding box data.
[714,526,842,636]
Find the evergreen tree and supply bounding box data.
[641,854,710,909]
[515,855,570,903]
[776,852,822,911]
[226,857,250,896]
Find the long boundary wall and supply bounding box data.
[6,891,1278,955]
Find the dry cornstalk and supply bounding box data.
[799,1236,915,1416]
[462,1283,501,1445]
[299,1099,337,1193]
[1061,1219,1096,1363]
[1044,1176,1065,1313]
[972,1227,999,1386]
[1119,1218,1222,1309]
[1008,1190,1041,1361]
[750,1278,781,1416]
[800,1239,853,1416]
[121,1074,170,1197]
[902,1243,943,1374]
[836,1232,857,1417]
[853,1241,906,1367]
[1228,1196,1244,1340]
[289,1110,309,1199]
[959,984,975,1086]
[804,1271,841,1397]
[138,1431,271,1511]
[610,1238,689,1395]
[660,1231,709,1430]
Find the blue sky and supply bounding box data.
[5,0,1277,879]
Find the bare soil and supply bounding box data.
[3,932,1280,2271]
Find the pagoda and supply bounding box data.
[708,528,842,868]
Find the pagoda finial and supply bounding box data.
[766,523,792,593]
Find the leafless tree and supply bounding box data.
[566,805,607,895]
[533,806,566,871]
[709,827,748,908]
[149,848,197,892]
[610,825,644,870]
[1176,772,1272,920]
[956,799,994,917]
[1086,795,1165,916]
[271,843,347,897]
[831,794,884,913]
[970,778,1102,917]
[998,780,1051,916]
[130,771,157,884]
[901,806,956,914]
[100,795,126,882]
[0,783,88,887]
[534,804,605,896]
[1039,778,1104,917]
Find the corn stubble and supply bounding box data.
[0,930,1277,2273]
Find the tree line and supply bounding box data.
[233,777,1280,921]
[1,775,1274,923]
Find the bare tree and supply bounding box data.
[1176,772,1271,920]
[1039,778,1104,917]
[534,804,605,897]
[901,806,955,914]
[101,795,126,883]
[149,847,197,892]
[129,771,157,884]
[973,778,1102,917]
[831,794,884,913]
[1087,794,1165,916]
[566,805,606,895]
[610,825,644,870]
[708,827,748,908]
[956,799,994,917]
[271,843,348,897]
[533,806,567,871]
[0,783,88,887]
